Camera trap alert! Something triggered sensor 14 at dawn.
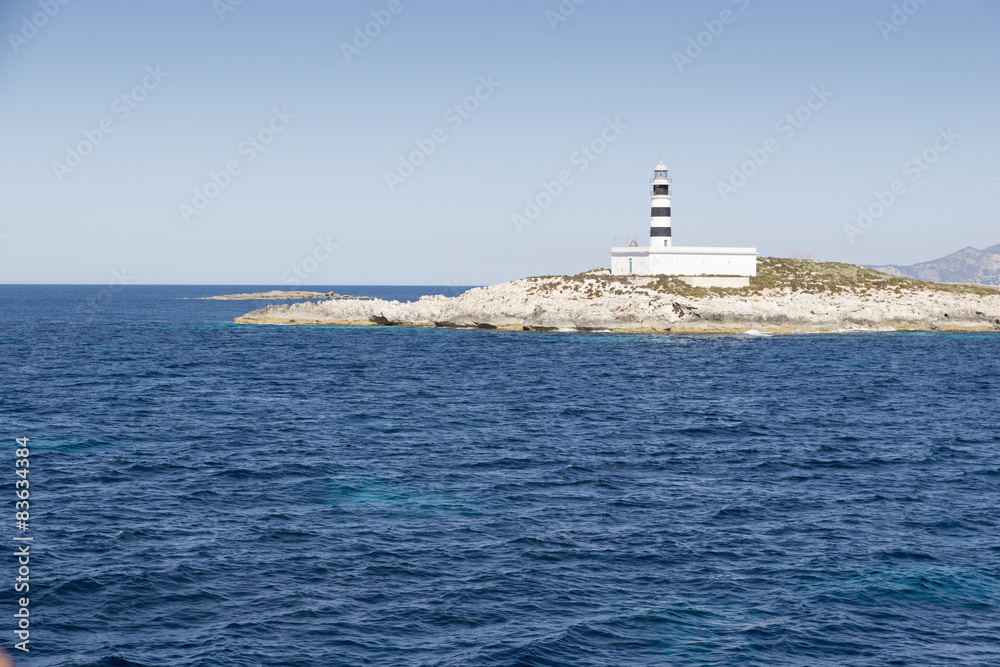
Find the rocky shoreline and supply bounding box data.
[234,258,1000,334]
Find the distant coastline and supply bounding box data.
[871,244,1000,286]
[233,258,1000,334]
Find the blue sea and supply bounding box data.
[3,285,1000,666]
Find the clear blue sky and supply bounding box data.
[2,0,998,284]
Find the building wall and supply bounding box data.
[649,249,757,277]
[611,246,757,277]
[611,249,650,276]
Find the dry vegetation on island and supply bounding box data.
[522,257,999,301]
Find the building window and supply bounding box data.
[653,184,669,195]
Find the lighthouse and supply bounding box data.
[650,159,672,247]
[610,157,757,285]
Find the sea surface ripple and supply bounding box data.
[2,285,999,666]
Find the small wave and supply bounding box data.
[39,438,114,453]
[714,506,755,519]
[51,576,104,596]
[84,657,147,667]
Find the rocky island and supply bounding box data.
[234,258,1000,333]
[205,290,371,301]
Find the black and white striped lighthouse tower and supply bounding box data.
[650,159,672,247]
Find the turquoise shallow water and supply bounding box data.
[2,285,1000,666]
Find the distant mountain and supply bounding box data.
[873,245,1000,286]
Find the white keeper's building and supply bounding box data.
[611,160,757,287]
